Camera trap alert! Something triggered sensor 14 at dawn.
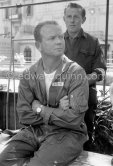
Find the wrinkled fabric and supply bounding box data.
[0,55,89,166]
[17,55,89,134]
[64,29,106,105]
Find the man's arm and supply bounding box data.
[32,95,69,113]
[88,39,106,86]
[17,70,43,126]
[33,68,89,130]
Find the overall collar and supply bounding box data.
[34,55,72,78]
[31,55,73,105]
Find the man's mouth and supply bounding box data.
[70,25,75,27]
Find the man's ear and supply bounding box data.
[63,16,65,23]
[82,17,86,24]
[35,41,41,51]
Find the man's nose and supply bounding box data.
[70,16,75,22]
[55,37,62,43]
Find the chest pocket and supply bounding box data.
[79,49,94,57]
[70,90,88,113]
[79,49,95,74]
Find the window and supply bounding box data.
[14,26,19,35]
[26,5,32,16]
[12,7,18,15]
[4,27,9,37]
[112,51,113,63]
[24,47,31,63]
[5,8,9,19]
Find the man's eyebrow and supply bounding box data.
[48,35,56,37]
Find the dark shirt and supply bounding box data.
[64,29,106,106]
[64,29,106,79]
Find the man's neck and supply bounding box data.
[68,30,80,39]
[42,55,62,74]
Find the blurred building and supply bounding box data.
[0,0,113,70]
[84,0,113,70]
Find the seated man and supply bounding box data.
[0,21,89,166]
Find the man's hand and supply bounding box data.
[87,72,98,85]
[32,100,42,113]
[59,95,69,111]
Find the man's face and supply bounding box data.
[39,24,65,57]
[64,7,85,34]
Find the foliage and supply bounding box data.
[92,106,113,155]
[88,96,113,155]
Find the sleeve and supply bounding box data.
[17,71,43,126]
[40,68,89,130]
[92,39,106,81]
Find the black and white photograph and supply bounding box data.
[0,0,113,165]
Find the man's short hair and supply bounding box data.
[64,3,86,18]
[34,21,58,42]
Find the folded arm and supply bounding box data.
[17,71,44,126]
[32,68,89,130]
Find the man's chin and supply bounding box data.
[69,29,77,33]
[55,54,63,57]
[53,53,63,57]
[68,27,78,33]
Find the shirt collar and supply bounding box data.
[64,28,87,39]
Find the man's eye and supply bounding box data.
[50,37,55,40]
[59,35,64,39]
[67,15,71,18]
[74,16,79,20]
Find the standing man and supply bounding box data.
[0,21,89,166]
[63,3,106,146]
